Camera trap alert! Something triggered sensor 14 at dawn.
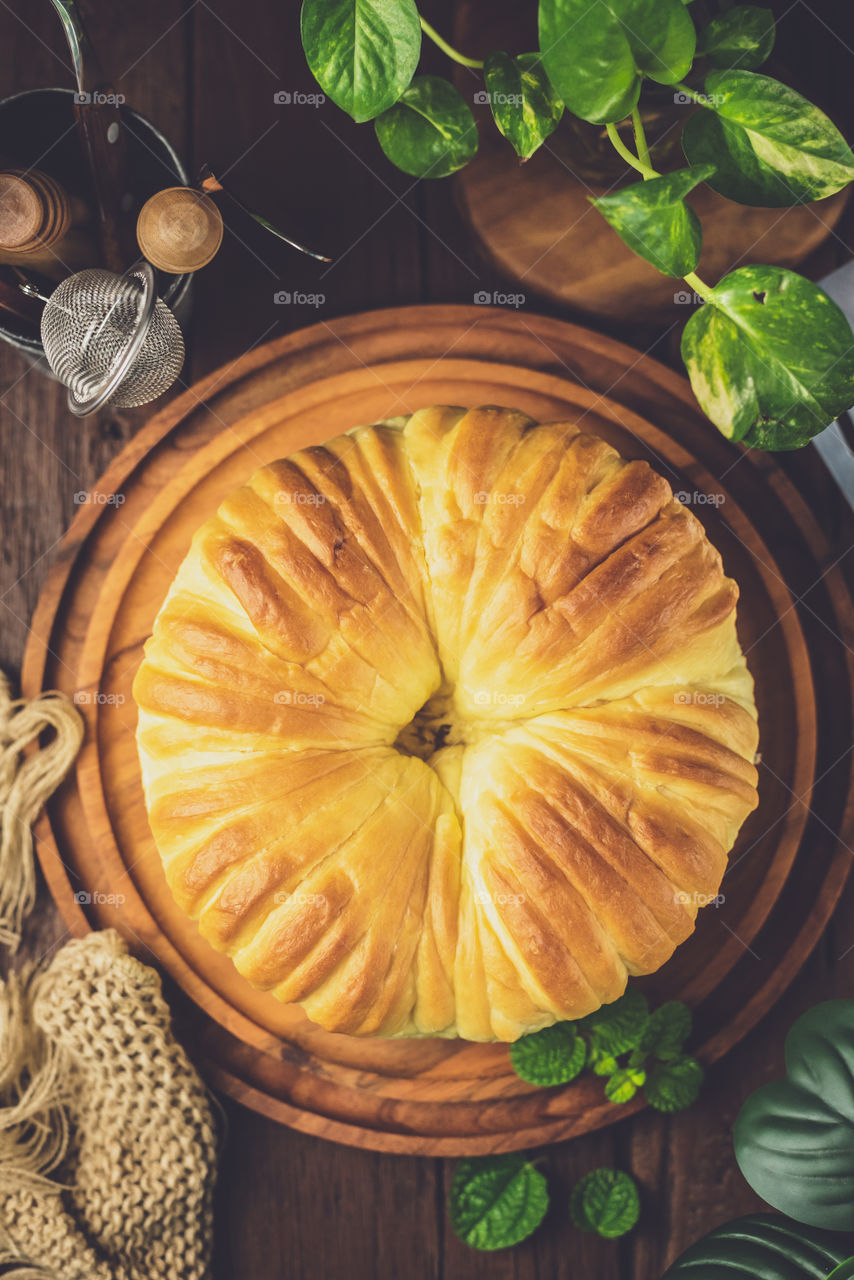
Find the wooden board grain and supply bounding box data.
[21,304,854,1155]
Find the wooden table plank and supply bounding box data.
[212,1109,443,1280]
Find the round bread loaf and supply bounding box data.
[133,405,759,1040]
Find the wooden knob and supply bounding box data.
[0,173,48,249]
[136,187,223,274]
[0,168,95,280]
[0,168,91,250]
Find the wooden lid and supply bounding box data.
[136,187,223,274]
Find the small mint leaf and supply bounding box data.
[450,1155,549,1251]
[605,1066,647,1104]
[581,988,650,1056]
[509,1022,586,1086]
[645,1056,704,1112]
[639,1002,693,1062]
[570,1168,640,1238]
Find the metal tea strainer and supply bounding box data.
[29,259,184,415]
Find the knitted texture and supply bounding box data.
[0,930,218,1279]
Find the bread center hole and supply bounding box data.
[394,683,464,760]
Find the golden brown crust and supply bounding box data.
[133,406,759,1040]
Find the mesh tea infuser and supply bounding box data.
[26,259,185,415]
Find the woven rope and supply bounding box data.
[0,674,83,951]
[0,681,218,1278]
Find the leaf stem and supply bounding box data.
[419,16,484,69]
[605,122,657,179]
[682,270,715,303]
[630,106,652,174]
[672,81,711,107]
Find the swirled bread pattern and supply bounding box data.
[133,406,759,1040]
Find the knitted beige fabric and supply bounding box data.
[0,930,218,1279]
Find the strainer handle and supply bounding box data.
[67,258,157,417]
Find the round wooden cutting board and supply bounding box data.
[22,305,854,1155]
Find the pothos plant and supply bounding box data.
[300,0,854,451]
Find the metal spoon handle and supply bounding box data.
[197,164,332,263]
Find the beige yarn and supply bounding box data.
[0,674,84,951]
[0,680,219,1277]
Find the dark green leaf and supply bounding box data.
[591,166,714,276]
[509,1021,586,1086]
[449,1154,549,1251]
[570,1168,640,1238]
[538,0,696,125]
[662,1214,853,1279]
[483,52,564,160]
[735,999,854,1231]
[605,1065,646,1103]
[828,1263,854,1280]
[301,0,420,123]
[580,988,650,1056]
[681,266,854,449]
[698,6,775,70]
[639,1001,693,1061]
[374,76,478,178]
[645,1055,703,1111]
[682,70,854,206]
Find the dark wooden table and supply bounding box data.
[2,3,854,1277]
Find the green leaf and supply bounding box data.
[605,1065,646,1104]
[449,1154,549,1251]
[509,1021,586,1085]
[682,70,854,206]
[734,999,854,1232]
[697,6,775,71]
[580,988,650,1056]
[639,1001,693,1061]
[681,266,854,449]
[828,1263,854,1280]
[662,1214,854,1279]
[591,166,714,277]
[538,0,696,125]
[570,1168,640,1238]
[374,76,478,178]
[591,1049,620,1076]
[645,1055,703,1111]
[483,51,564,160]
[300,0,421,123]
